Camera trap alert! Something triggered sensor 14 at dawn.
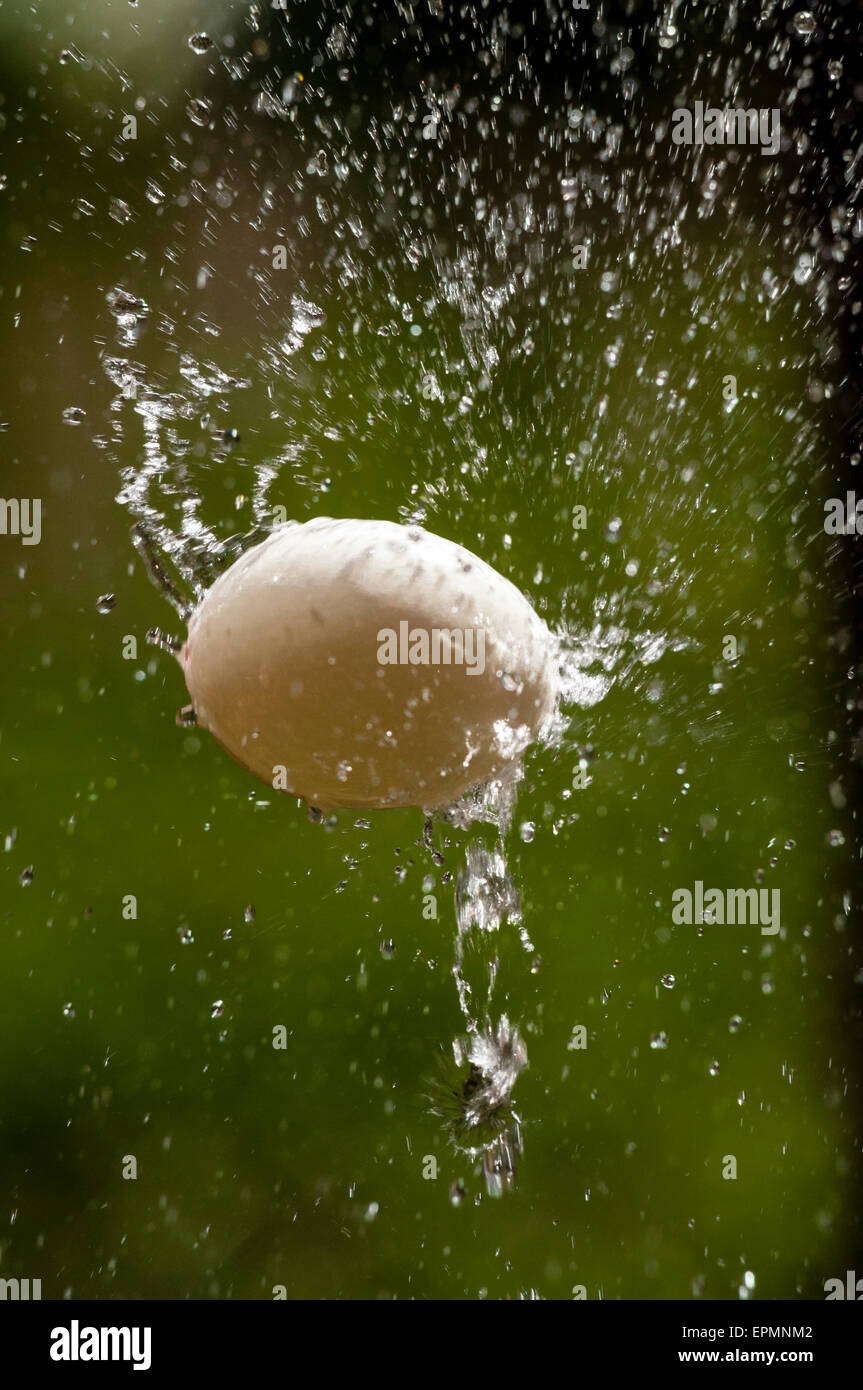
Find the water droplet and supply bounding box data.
[363,1201,379,1222]
[62,1002,75,1019]
[186,98,212,127]
[449,1179,466,1206]
[178,927,194,945]
[829,782,846,810]
[708,1060,720,1076]
[281,75,303,106]
[188,34,213,54]
[222,427,240,446]
[281,297,326,355]
[793,252,816,285]
[326,22,350,59]
[62,406,86,425]
[210,1000,224,1019]
[827,829,845,847]
[604,516,622,542]
[106,287,149,346]
[793,11,816,36]
[729,1015,742,1033]
[649,1031,669,1050]
[96,593,116,614]
[108,198,132,224]
[658,826,671,842]
[380,939,395,959]
[661,973,675,989]
[519,822,535,843]
[499,670,523,693]
[19,866,34,886]
[244,904,255,924]
[761,975,774,996]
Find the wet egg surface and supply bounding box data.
[182,517,558,810]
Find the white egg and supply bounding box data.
[181,517,559,811]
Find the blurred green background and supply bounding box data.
[0,0,860,1299]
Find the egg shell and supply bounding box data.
[182,517,558,810]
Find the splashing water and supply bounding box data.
[96,0,854,1228]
